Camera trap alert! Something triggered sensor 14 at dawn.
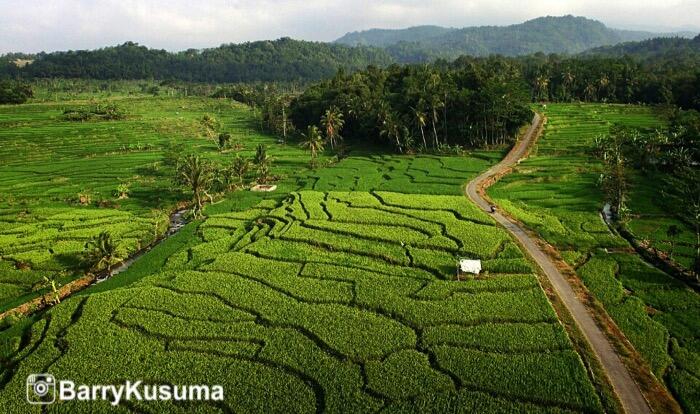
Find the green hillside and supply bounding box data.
[0,39,393,82]
[583,34,700,60]
[336,16,696,62]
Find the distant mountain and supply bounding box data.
[335,25,455,47]
[1,38,394,83]
[3,17,697,84]
[336,16,697,62]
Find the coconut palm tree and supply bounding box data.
[584,83,598,102]
[254,144,274,183]
[176,154,215,217]
[561,71,575,101]
[201,114,220,140]
[534,75,550,101]
[598,75,611,101]
[411,105,428,150]
[300,125,325,168]
[82,231,124,275]
[230,154,251,186]
[380,112,403,153]
[320,106,344,151]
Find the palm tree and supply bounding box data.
[411,105,428,149]
[380,112,403,153]
[598,75,611,101]
[254,144,274,183]
[561,71,575,101]
[230,154,251,186]
[201,114,220,140]
[427,73,444,148]
[584,82,598,102]
[176,154,214,217]
[82,231,124,275]
[300,125,325,168]
[535,75,550,101]
[600,138,628,218]
[320,106,344,151]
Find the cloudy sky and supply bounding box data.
[1,0,698,54]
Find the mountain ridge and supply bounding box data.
[336,15,697,62]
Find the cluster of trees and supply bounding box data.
[174,144,275,217]
[594,116,699,276]
[290,60,533,153]
[0,40,393,83]
[0,80,32,104]
[519,36,700,110]
[212,84,299,141]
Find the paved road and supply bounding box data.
[465,114,651,414]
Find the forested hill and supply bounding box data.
[583,34,700,61]
[336,16,696,62]
[0,38,393,82]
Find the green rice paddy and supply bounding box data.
[489,103,700,413]
[0,96,321,310]
[0,96,609,412]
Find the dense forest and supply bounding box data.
[585,35,700,60]
[518,50,700,111]
[3,34,699,113]
[0,39,393,82]
[337,16,696,62]
[2,16,697,84]
[289,60,532,152]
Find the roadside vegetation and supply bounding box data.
[488,103,700,412]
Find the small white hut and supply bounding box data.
[457,259,481,280]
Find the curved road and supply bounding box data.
[465,114,651,414]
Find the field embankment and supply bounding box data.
[488,103,699,413]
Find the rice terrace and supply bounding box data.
[0,4,699,414]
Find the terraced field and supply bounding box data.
[489,103,700,413]
[0,94,612,412]
[0,188,607,413]
[0,96,317,310]
[626,179,698,270]
[297,154,503,194]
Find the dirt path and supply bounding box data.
[465,114,651,414]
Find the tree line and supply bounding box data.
[212,54,700,156]
[289,60,533,153]
[0,39,393,83]
[2,35,699,111]
[519,52,700,111]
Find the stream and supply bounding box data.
[95,208,189,282]
[601,203,613,224]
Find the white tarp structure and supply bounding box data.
[459,259,482,275]
[251,184,277,192]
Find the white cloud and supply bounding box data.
[0,0,697,53]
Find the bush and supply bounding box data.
[0,80,32,104]
[62,103,126,121]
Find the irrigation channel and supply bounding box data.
[0,208,189,320]
[466,114,652,414]
[96,208,188,282]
